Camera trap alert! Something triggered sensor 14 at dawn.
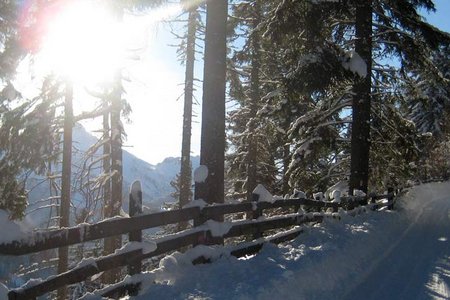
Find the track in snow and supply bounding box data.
[344,184,450,300]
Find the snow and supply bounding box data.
[342,50,367,78]
[205,220,232,237]
[0,282,8,299]
[73,257,97,270]
[291,189,306,199]
[194,165,208,183]
[182,199,207,210]
[0,210,29,245]
[119,182,450,300]
[330,190,341,203]
[114,241,157,256]
[252,184,274,203]
[313,192,324,201]
[353,189,367,197]
[130,180,142,201]
[325,181,348,201]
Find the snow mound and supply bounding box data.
[205,220,232,237]
[194,165,208,183]
[252,184,274,203]
[182,199,207,210]
[0,283,8,299]
[342,50,367,78]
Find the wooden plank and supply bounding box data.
[224,214,325,239]
[7,249,142,300]
[0,196,346,256]
[252,193,262,239]
[7,229,207,300]
[0,206,201,256]
[128,181,143,278]
[101,283,141,299]
[230,228,305,258]
[203,202,252,218]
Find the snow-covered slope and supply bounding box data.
[123,182,450,300]
[25,124,199,227]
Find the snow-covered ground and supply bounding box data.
[118,182,449,300]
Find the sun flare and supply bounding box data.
[35,0,124,85]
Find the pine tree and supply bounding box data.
[261,0,450,193]
[0,78,61,219]
[227,0,281,198]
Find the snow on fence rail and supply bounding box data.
[1,182,395,300]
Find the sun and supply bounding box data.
[35,0,124,86]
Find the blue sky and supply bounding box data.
[425,0,450,31]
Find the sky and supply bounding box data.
[18,0,450,166]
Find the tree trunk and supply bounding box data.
[57,81,73,300]
[102,3,124,283]
[101,97,114,284]
[103,71,123,283]
[102,99,111,220]
[195,0,228,208]
[246,0,262,203]
[179,4,198,230]
[282,144,290,195]
[349,1,372,194]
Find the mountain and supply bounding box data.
[25,124,199,227]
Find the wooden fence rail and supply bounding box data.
[2,181,395,300]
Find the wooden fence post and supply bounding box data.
[369,193,377,210]
[192,199,208,246]
[387,187,394,210]
[128,181,143,278]
[252,193,262,240]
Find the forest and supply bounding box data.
[0,0,449,299]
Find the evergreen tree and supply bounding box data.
[0,78,62,219]
[227,0,280,198]
[261,0,450,193]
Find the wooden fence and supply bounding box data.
[0,182,395,300]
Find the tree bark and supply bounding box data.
[103,3,123,283]
[195,0,228,208]
[179,4,198,229]
[57,81,73,300]
[246,0,262,203]
[102,99,111,220]
[349,1,372,194]
[103,71,123,283]
[102,97,114,284]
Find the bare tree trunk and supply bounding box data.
[101,97,114,284]
[103,71,123,283]
[349,1,372,194]
[179,4,198,230]
[282,144,290,195]
[102,99,111,220]
[103,3,123,283]
[57,81,73,300]
[195,0,228,208]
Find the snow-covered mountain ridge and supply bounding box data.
[26,124,199,227]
